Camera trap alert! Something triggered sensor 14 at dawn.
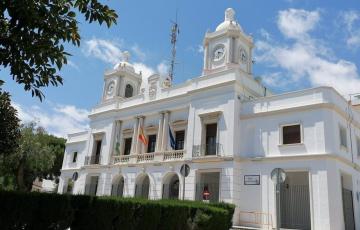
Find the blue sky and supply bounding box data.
[3,0,360,137]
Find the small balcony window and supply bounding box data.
[123,138,132,155]
[175,130,185,150]
[282,124,301,145]
[72,152,78,163]
[339,125,348,149]
[147,135,157,153]
[205,123,217,155]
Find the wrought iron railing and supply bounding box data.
[84,155,101,165]
[192,143,222,157]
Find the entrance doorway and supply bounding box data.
[135,174,150,199]
[162,173,180,199]
[280,172,311,230]
[341,174,355,230]
[111,175,124,197]
[195,172,220,203]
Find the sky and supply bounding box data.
[2,0,360,137]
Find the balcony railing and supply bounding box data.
[137,153,155,163]
[112,150,185,164]
[84,155,101,165]
[163,150,184,161]
[192,143,222,157]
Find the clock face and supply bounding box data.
[213,45,225,62]
[106,81,115,96]
[240,48,248,64]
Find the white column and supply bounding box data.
[131,117,139,155]
[136,116,145,154]
[162,111,170,151]
[156,112,164,152]
[203,43,209,70]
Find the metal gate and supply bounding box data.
[342,189,355,230]
[280,184,311,230]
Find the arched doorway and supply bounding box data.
[135,174,150,199]
[111,175,124,197]
[162,173,180,199]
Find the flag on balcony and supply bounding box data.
[114,122,121,155]
[168,123,176,149]
[138,126,148,145]
[115,141,120,155]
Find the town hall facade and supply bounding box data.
[58,8,360,230]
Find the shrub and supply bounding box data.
[0,191,234,230]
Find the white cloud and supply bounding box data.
[83,38,168,81]
[259,28,271,41]
[197,45,204,53]
[84,38,124,65]
[340,10,360,48]
[256,8,360,96]
[131,44,146,61]
[156,61,169,76]
[133,62,155,79]
[277,9,320,39]
[12,102,89,138]
[67,60,79,71]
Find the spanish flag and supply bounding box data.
[138,126,148,145]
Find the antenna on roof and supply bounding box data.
[169,10,180,82]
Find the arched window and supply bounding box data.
[125,84,133,98]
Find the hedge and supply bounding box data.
[0,190,235,230]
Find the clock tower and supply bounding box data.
[203,8,253,75]
[102,51,142,102]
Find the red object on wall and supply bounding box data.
[202,186,211,200]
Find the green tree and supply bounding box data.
[0,0,118,100]
[0,82,20,157]
[3,123,65,191]
[37,130,66,179]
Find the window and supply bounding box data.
[357,137,360,157]
[93,140,102,164]
[123,138,132,155]
[205,123,217,155]
[339,125,347,148]
[72,152,78,163]
[147,135,157,153]
[95,140,102,156]
[282,124,301,145]
[175,130,185,150]
[125,84,133,98]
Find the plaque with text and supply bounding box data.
[244,175,260,185]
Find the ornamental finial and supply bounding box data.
[225,8,235,21]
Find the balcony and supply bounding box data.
[84,155,101,165]
[112,150,185,165]
[192,143,222,158]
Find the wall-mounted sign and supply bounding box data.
[244,175,260,185]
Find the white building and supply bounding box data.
[58,8,360,230]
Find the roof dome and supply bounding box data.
[215,8,242,32]
[113,51,135,73]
